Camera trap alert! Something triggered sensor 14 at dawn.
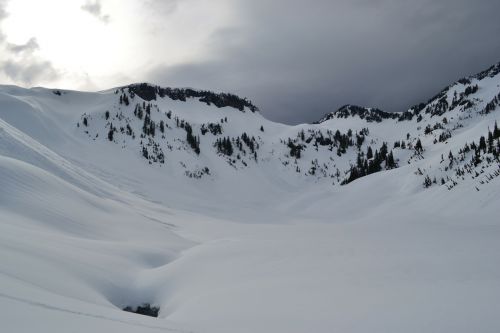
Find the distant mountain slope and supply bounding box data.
[66,62,499,192]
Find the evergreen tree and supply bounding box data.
[423,175,432,188]
[479,136,487,153]
[108,124,114,141]
[225,137,233,156]
[386,151,396,169]
[366,146,373,160]
[185,123,200,154]
[143,115,150,135]
[415,139,423,153]
[149,121,156,137]
[488,131,494,153]
[126,124,133,136]
[380,142,388,160]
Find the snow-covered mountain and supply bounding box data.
[72,65,499,192]
[0,63,499,333]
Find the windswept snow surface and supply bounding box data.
[0,69,499,333]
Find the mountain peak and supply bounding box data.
[315,104,398,124]
[123,83,259,113]
[315,61,500,125]
[473,61,500,80]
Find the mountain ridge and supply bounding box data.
[315,61,500,124]
[0,62,499,194]
[61,61,498,192]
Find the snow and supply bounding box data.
[0,69,499,333]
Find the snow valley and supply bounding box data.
[0,62,499,333]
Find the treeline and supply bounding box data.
[469,121,500,164]
[481,91,500,115]
[214,133,259,162]
[316,105,399,124]
[201,123,223,136]
[286,127,370,158]
[125,83,259,112]
[342,142,397,185]
[424,121,500,189]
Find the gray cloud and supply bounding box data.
[147,0,500,124]
[7,37,39,54]
[81,0,110,24]
[0,1,59,85]
[142,0,179,16]
[2,59,59,85]
[0,42,60,85]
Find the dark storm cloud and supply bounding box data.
[148,0,500,124]
[81,0,110,24]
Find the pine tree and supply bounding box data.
[415,139,423,153]
[126,124,133,136]
[366,146,373,160]
[380,142,388,160]
[488,131,494,153]
[185,123,200,154]
[149,121,155,137]
[225,137,233,156]
[479,136,487,153]
[299,130,305,141]
[108,124,114,141]
[143,115,150,135]
[347,166,359,183]
[494,121,500,139]
[386,151,395,169]
[423,175,432,188]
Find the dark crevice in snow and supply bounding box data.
[123,303,160,318]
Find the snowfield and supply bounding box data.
[0,65,499,332]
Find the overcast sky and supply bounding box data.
[1,0,500,123]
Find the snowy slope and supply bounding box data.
[0,63,499,332]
